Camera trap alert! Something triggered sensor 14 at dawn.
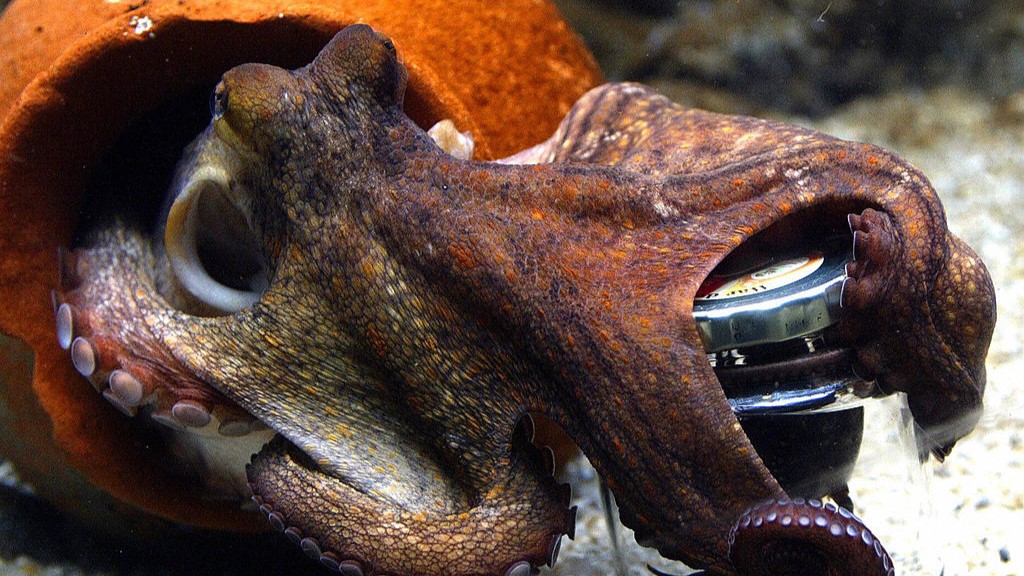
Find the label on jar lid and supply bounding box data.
[693,247,849,352]
[696,252,824,301]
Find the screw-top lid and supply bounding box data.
[694,246,849,353]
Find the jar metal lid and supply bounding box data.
[693,247,849,353]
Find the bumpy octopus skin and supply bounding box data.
[52,25,995,576]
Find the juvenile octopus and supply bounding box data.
[52,25,995,576]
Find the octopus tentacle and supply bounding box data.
[246,429,574,576]
[56,209,578,576]
[728,498,894,576]
[51,226,272,498]
[52,229,252,431]
[834,201,993,458]
[842,209,900,311]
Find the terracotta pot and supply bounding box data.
[0,0,601,535]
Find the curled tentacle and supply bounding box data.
[52,228,272,499]
[247,431,575,576]
[728,498,894,576]
[53,231,239,426]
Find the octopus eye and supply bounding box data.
[164,162,268,315]
[209,83,228,120]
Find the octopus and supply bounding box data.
[50,25,995,576]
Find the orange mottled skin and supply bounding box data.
[57,25,994,576]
